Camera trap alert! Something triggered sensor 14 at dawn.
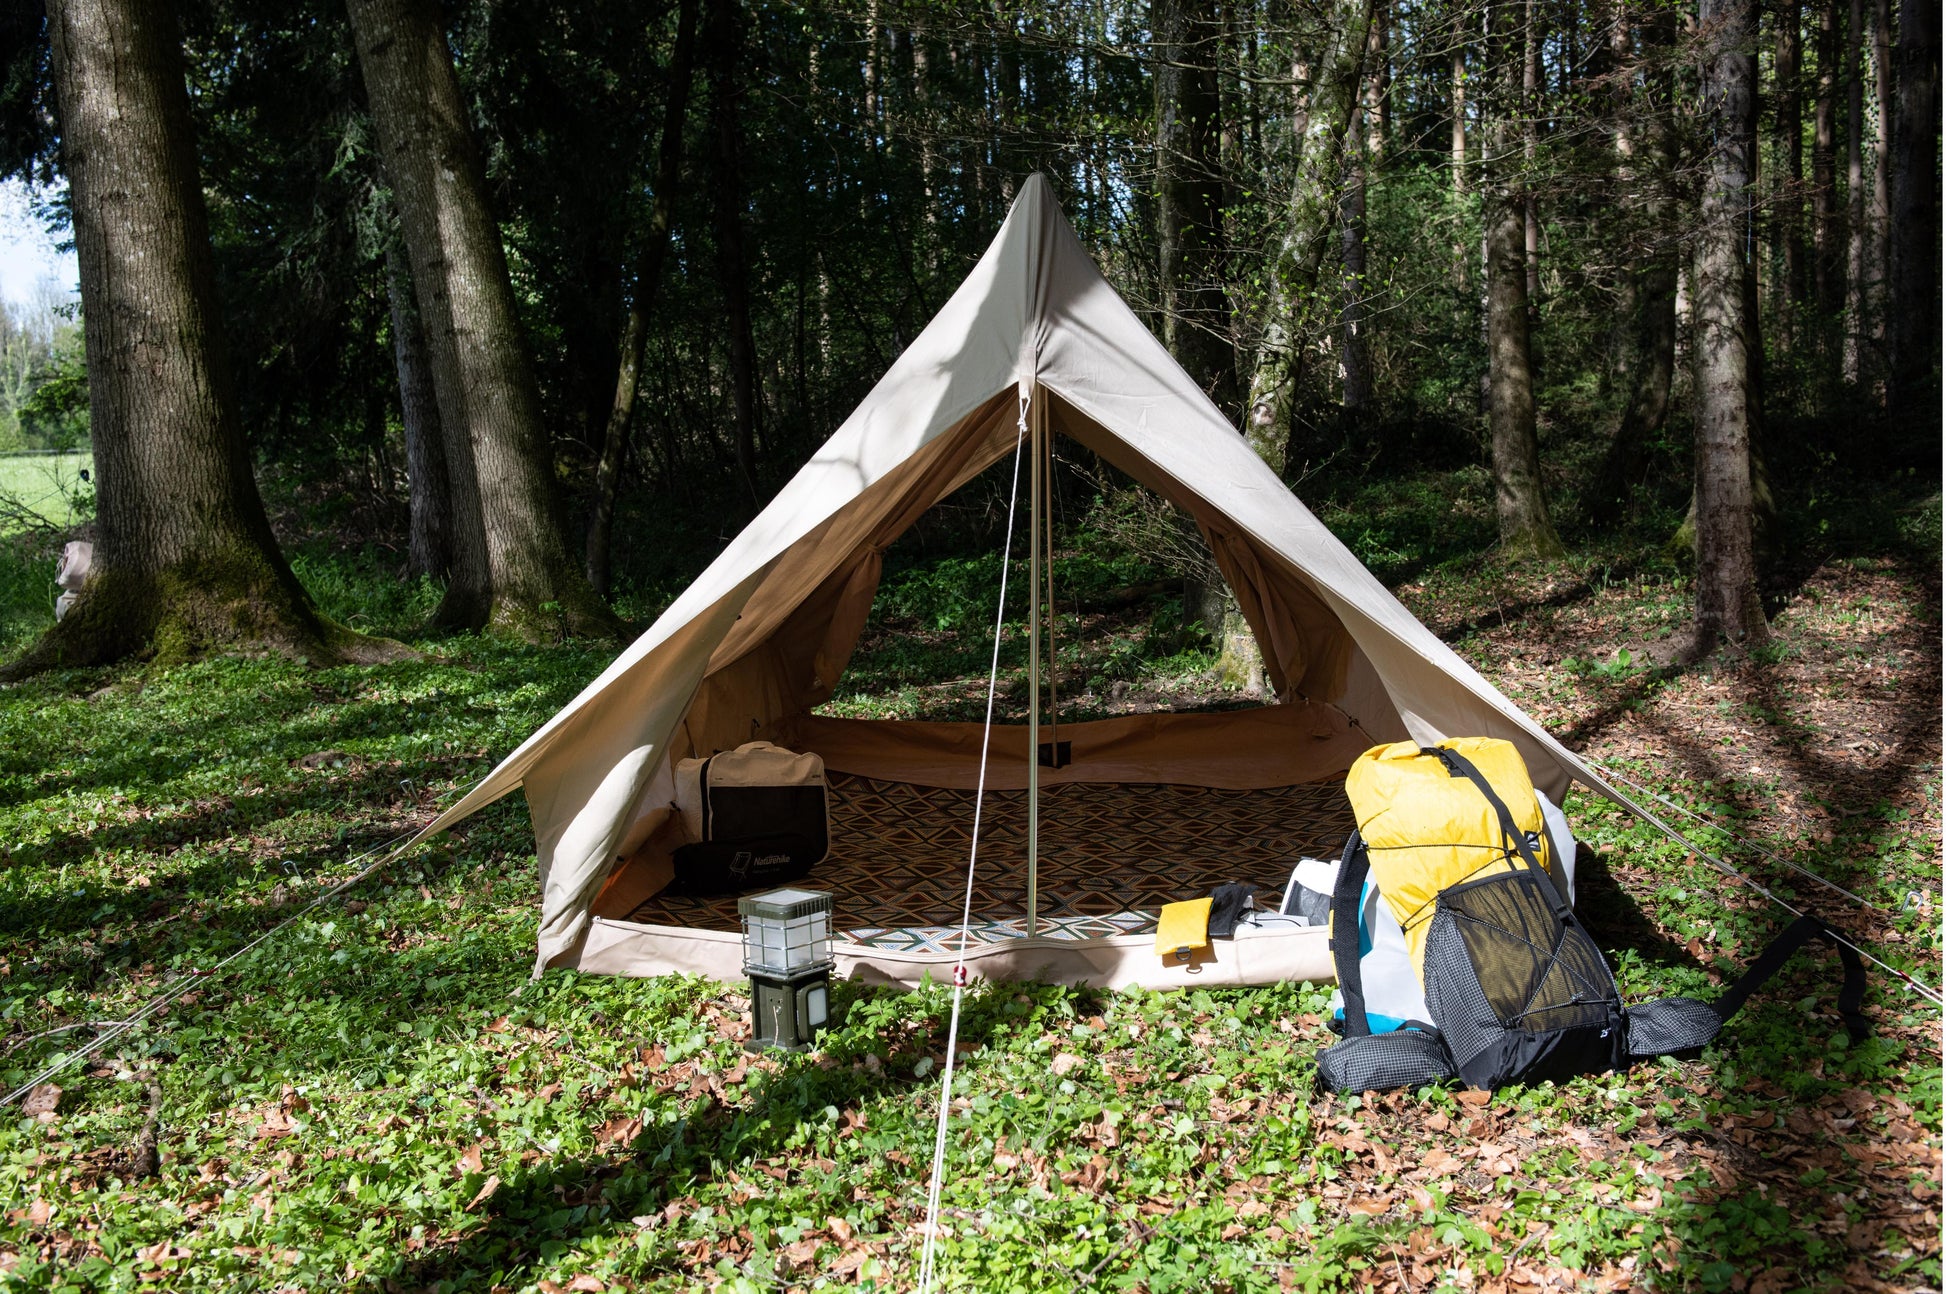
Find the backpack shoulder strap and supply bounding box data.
[1423,745,1573,920]
[1627,915,1872,1060]
[1716,915,1872,1042]
[1330,831,1373,1038]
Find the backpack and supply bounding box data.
[1315,739,1870,1094]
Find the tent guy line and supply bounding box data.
[1593,764,1942,1008]
[1593,758,1888,912]
[0,824,420,1108]
[917,392,1029,1294]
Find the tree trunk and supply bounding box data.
[1888,0,1938,409]
[1866,0,1891,384]
[1156,0,1258,689]
[1451,5,1468,196]
[586,0,698,597]
[1812,0,1841,315]
[386,242,449,581]
[1450,11,1467,291]
[1484,0,1562,559]
[3,0,400,680]
[346,0,616,641]
[1773,0,1806,321]
[706,0,761,503]
[1522,0,1541,305]
[1844,0,1867,381]
[913,35,939,236]
[1245,0,1375,470]
[1339,10,1385,423]
[1593,0,1679,530]
[1155,0,1238,418]
[1692,0,1770,649]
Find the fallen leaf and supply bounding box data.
[1422,1149,1467,1178]
[598,1116,643,1147]
[1051,1052,1084,1077]
[567,1276,607,1292]
[467,1173,501,1210]
[458,1144,483,1176]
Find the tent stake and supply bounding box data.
[1026,385,1041,938]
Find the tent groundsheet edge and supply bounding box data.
[575,916,1332,991]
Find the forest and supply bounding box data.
[0,0,1939,1289]
[0,0,1935,668]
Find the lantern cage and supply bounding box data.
[738,887,833,976]
[737,888,834,1053]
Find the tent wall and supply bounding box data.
[788,704,1374,790]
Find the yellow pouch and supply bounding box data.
[1156,897,1213,963]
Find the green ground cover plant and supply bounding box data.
[0,473,1939,1292]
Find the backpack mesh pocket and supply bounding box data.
[1425,871,1624,1088]
[1316,1029,1456,1094]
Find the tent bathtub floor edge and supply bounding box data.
[575,916,1333,992]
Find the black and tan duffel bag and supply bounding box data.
[666,742,831,896]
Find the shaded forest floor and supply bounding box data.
[0,460,1939,1292]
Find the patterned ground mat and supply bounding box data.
[625,774,1356,946]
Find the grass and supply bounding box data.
[0,466,1939,1291]
[0,452,94,531]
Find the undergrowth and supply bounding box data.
[0,462,1939,1291]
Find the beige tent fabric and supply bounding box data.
[401,174,1642,977]
[787,702,1372,791]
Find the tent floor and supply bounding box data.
[625,772,1355,948]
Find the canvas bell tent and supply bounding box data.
[410,175,1638,990]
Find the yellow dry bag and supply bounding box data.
[1343,737,1568,968]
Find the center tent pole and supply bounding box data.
[1043,409,1059,752]
[1025,385,1042,938]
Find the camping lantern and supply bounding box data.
[737,888,834,1052]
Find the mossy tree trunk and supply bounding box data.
[346,0,618,641]
[1243,0,1374,470]
[2,0,402,682]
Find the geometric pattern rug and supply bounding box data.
[625,773,1356,948]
